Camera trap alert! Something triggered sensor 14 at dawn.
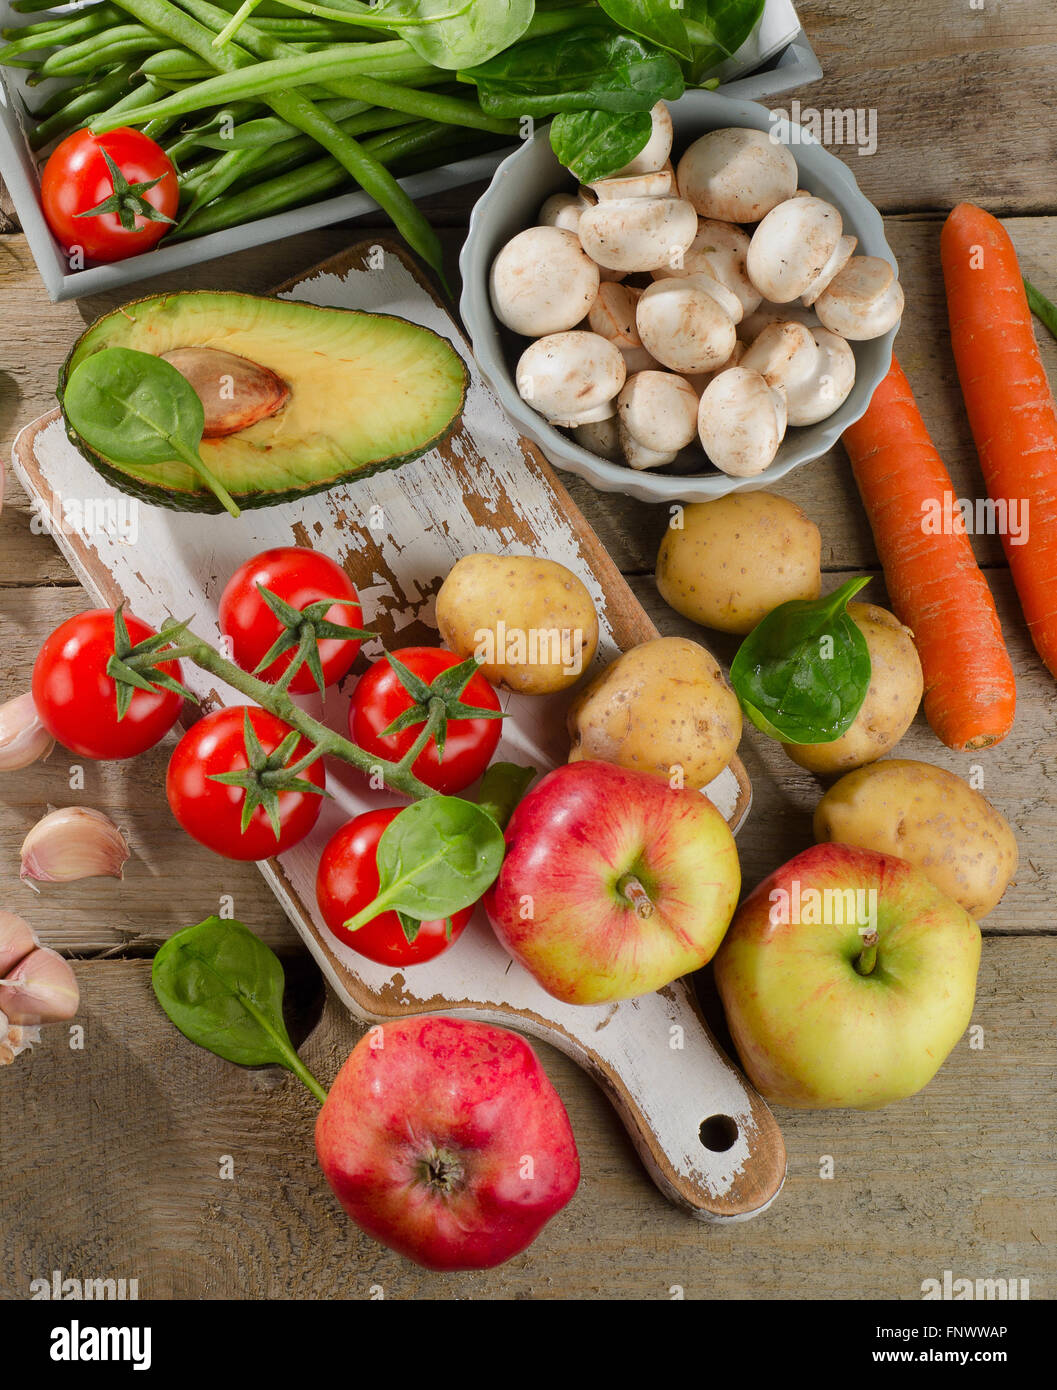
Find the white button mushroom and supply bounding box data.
[698,366,788,477]
[651,218,762,318]
[636,275,739,374]
[781,328,857,425]
[588,168,674,202]
[801,234,857,307]
[578,196,698,273]
[676,128,798,223]
[747,196,844,304]
[610,102,674,177]
[573,414,622,461]
[618,370,699,471]
[738,299,821,342]
[814,256,905,340]
[490,226,600,336]
[587,282,643,349]
[740,320,821,403]
[538,190,591,233]
[685,339,746,395]
[515,331,626,428]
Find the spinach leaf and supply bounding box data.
[378,0,536,69]
[684,0,765,84]
[152,916,327,1102]
[730,577,873,745]
[63,346,241,518]
[343,795,505,933]
[464,27,685,117]
[550,107,654,182]
[598,0,691,59]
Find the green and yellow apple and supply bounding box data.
[484,761,740,1004]
[713,843,981,1109]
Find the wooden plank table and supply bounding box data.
[2,0,1056,1300]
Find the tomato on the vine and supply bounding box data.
[40,128,178,264]
[316,808,472,966]
[219,547,366,695]
[32,608,185,760]
[166,705,326,861]
[349,647,503,795]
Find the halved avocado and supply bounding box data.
[58,291,468,513]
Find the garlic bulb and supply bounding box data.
[0,911,38,974]
[20,807,130,883]
[0,694,54,771]
[0,946,80,1024]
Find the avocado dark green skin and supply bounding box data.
[55,293,469,515]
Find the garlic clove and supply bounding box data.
[0,693,55,772]
[0,1010,42,1065]
[0,911,39,975]
[20,806,130,883]
[0,946,80,1024]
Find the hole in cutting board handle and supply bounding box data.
[699,1115,739,1152]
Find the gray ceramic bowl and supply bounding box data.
[459,91,899,504]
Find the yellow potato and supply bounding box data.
[567,636,742,786]
[784,602,923,774]
[436,553,598,695]
[656,492,821,634]
[814,759,1018,917]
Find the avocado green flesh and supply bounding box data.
[59,292,467,512]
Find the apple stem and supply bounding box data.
[855,929,880,976]
[617,874,654,920]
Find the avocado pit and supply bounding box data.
[161,346,290,438]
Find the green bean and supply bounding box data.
[104,0,444,276]
[202,107,415,178]
[90,42,427,129]
[92,73,166,124]
[1,6,117,51]
[137,46,212,77]
[173,121,454,240]
[41,26,163,75]
[12,0,105,11]
[29,61,138,148]
[22,80,92,121]
[180,144,265,214]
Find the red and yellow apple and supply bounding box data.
[484,761,741,1004]
[315,1015,580,1270]
[713,843,982,1109]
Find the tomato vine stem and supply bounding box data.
[167,621,438,801]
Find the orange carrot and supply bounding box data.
[941,201,1057,679]
[842,356,1016,751]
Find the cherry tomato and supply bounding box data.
[40,128,178,264]
[166,706,325,861]
[349,647,502,795]
[219,547,363,694]
[32,609,183,760]
[316,808,471,966]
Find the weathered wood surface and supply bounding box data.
[1,946,1053,1301]
[2,0,1056,1300]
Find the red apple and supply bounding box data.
[315,1015,580,1270]
[484,761,741,1005]
[714,843,982,1109]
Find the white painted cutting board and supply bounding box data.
[11,242,785,1221]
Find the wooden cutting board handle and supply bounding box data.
[506,980,786,1222]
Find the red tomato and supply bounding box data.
[349,647,502,795]
[40,128,178,264]
[32,609,183,760]
[219,547,363,694]
[316,808,471,966]
[166,706,325,861]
